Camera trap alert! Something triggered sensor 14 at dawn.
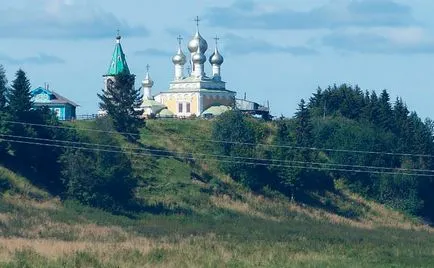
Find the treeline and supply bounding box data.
[213,84,434,220]
[0,65,138,210]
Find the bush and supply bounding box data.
[60,119,138,210]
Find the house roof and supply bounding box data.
[31,87,79,107]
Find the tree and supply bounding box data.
[378,90,393,130]
[212,110,267,190]
[60,118,138,209]
[0,65,7,110]
[98,72,144,140]
[0,65,10,156]
[295,99,313,147]
[8,69,32,118]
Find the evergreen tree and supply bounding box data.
[8,69,32,118]
[0,65,7,110]
[98,71,144,139]
[0,65,10,156]
[378,90,393,130]
[295,99,313,147]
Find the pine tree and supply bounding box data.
[295,99,313,147]
[98,71,144,139]
[8,69,32,118]
[0,65,10,156]
[0,65,7,110]
[378,90,393,130]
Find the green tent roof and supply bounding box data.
[157,108,175,118]
[106,36,130,76]
[201,105,231,117]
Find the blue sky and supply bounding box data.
[1,0,434,119]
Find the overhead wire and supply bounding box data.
[1,133,434,174]
[1,136,433,177]
[3,119,434,159]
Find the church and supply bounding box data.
[103,18,269,118]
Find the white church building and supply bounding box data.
[103,18,269,118]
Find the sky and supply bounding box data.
[1,0,434,119]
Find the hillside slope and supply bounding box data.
[1,119,434,267]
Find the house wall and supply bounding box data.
[202,94,234,111]
[32,104,76,121]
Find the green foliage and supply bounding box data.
[98,72,144,140]
[308,84,434,219]
[0,64,7,110]
[8,69,32,118]
[7,107,67,193]
[212,110,268,190]
[60,118,138,210]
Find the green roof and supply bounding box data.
[201,105,231,116]
[157,108,175,118]
[106,36,130,76]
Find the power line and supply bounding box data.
[1,133,434,174]
[4,119,434,159]
[1,137,433,177]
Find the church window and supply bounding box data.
[178,103,183,113]
[186,103,191,113]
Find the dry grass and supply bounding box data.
[211,189,434,233]
[211,195,281,222]
[3,194,61,210]
[0,237,164,261]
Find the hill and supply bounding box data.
[1,119,434,267]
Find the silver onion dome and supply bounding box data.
[188,31,208,53]
[142,72,154,87]
[192,51,206,64]
[172,48,186,65]
[209,48,224,65]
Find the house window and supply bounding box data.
[178,103,183,113]
[186,103,191,113]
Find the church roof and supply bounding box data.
[201,105,231,116]
[157,108,175,118]
[141,99,165,109]
[106,35,130,76]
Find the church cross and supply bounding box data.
[194,16,201,29]
[146,64,150,73]
[177,35,183,46]
[214,35,220,46]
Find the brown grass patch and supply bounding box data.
[211,195,281,222]
[0,237,166,261]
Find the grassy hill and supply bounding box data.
[1,119,434,267]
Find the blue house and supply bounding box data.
[31,86,79,121]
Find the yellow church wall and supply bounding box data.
[163,99,178,114]
[160,93,200,116]
[191,96,199,114]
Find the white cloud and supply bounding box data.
[0,0,148,39]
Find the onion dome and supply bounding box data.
[142,66,154,87]
[188,31,208,53]
[172,47,186,65]
[209,48,224,65]
[192,50,206,64]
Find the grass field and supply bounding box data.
[1,119,434,267]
